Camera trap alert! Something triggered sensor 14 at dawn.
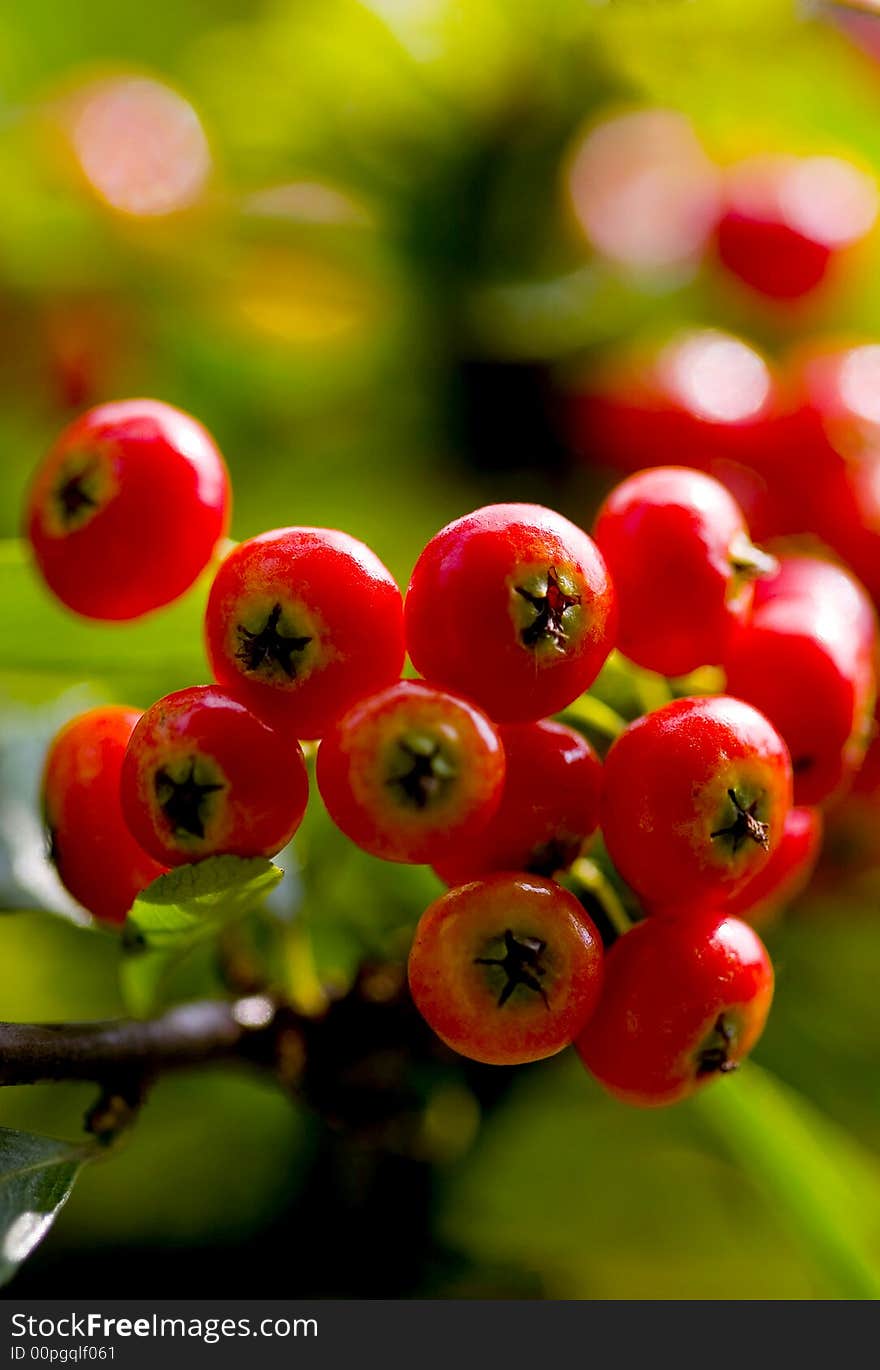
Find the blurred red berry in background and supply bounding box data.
[716,154,877,301]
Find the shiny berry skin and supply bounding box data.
[601,696,793,910]
[42,706,167,925]
[724,556,877,806]
[726,806,823,926]
[576,910,774,1108]
[121,685,309,866]
[593,466,774,678]
[716,155,877,301]
[433,720,601,886]
[205,527,405,740]
[26,399,230,621]
[408,874,604,1066]
[405,504,616,723]
[316,680,504,865]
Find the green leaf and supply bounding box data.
[557,692,627,755]
[442,1051,880,1299]
[0,1127,91,1287]
[693,1065,880,1301]
[121,856,284,1017]
[0,541,209,706]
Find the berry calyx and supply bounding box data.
[316,680,505,865]
[405,503,616,723]
[408,874,604,1066]
[695,1014,739,1078]
[26,399,231,621]
[205,527,405,740]
[386,733,457,810]
[154,759,226,840]
[727,806,823,926]
[593,466,773,677]
[56,462,100,525]
[121,684,309,866]
[235,602,312,679]
[514,566,582,652]
[710,789,770,855]
[600,695,793,909]
[432,719,602,886]
[475,928,551,1010]
[576,910,774,1107]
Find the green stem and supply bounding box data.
[560,694,628,744]
[569,858,634,939]
[633,669,672,715]
[693,1065,880,1300]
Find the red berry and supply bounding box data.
[593,466,773,678]
[822,702,880,874]
[724,555,877,805]
[405,503,616,723]
[726,806,823,926]
[772,344,880,601]
[716,155,876,301]
[566,330,779,479]
[205,527,405,740]
[408,873,604,1066]
[432,720,601,885]
[26,399,230,621]
[601,695,793,910]
[42,706,167,925]
[121,684,309,866]
[316,680,504,865]
[576,910,774,1107]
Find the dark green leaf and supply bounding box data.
[121,856,283,1016]
[0,1127,91,1287]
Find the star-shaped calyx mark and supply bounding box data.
[515,567,581,652]
[695,1013,738,1077]
[155,760,225,840]
[236,603,312,679]
[386,737,456,810]
[475,929,550,1009]
[56,465,99,528]
[711,789,769,854]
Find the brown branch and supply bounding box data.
[0,967,436,1147]
[0,995,285,1088]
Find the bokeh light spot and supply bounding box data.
[661,331,771,423]
[69,76,211,217]
[566,108,721,271]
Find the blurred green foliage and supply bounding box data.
[0,0,878,1300]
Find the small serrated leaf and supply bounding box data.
[0,1128,92,1287]
[121,856,283,1017]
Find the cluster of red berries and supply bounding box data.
[569,330,880,604]
[29,399,875,1108]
